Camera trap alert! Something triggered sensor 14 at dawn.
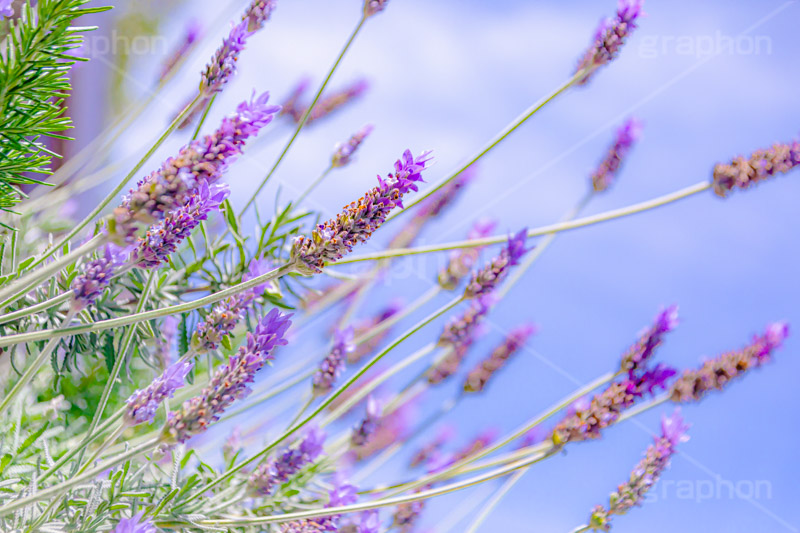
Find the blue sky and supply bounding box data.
[93,0,800,531]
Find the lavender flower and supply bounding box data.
[591,118,643,192]
[589,410,689,531]
[463,228,529,299]
[451,428,497,465]
[351,396,381,448]
[464,324,536,393]
[438,218,498,290]
[111,92,279,244]
[280,77,311,121]
[192,258,274,352]
[291,150,432,274]
[712,140,800,197]
[670,322,789,403]
[113,511,156,533]
[388,167,476,250]
[352,399,415,460]
[284,79,369,125]
[200,0,278,97]
[348,301,403,363]
[71,244,127,311]
[428,295,493,384]
[159,19,202,81]
[243,0,278,32]
[576,0,644,85]
[552,365,675,446]
[248,427,326,497]
[0,0,13,18]
[124,361,193,426]
[133,182,229,268]
[332,125,374,168]
[313,328,355,396]
[162,309,292,444]
[364,0,389,17]
[619,305,678,378]
[410,425,455,468]
[393,501,425,533]
[280,478,358,532]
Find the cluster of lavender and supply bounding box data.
[670,322,788,403]
[712,140,800,197]
[463,324,536,393]
[280,479,359,532]
[589,411,689,531]
[161,309,291,444]
[290,150,432,274]
[281,78,369,125]
[248,427,326,497]
[591,117,643,192]
[192,258,272,353]
[110,92,279,245]
[575,0,644,84]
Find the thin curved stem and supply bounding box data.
[464,466,529,533]
[335,181,713,265]
[0,234,106,310]
[0,309,77,418]
[383,70,585,225]
[240,15,367,214]
[0,263,295,348]
[0,292,71,325]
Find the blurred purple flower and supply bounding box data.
[332,125,374,168]
[464,323,537,393]
[350,396,382,448]
[314,327,355,395]
[591,117,643,192]
[713,140,800,197]
[364,0,389,17]
[576,0,644,85]
[438,218,498,290]
[0,0,13,18]
[243,0,278,32]
[670,322,789,403]
[113,511,156,533]
[248,426,326,497]
[159,18,202,81]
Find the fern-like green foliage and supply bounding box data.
[0,0,110,223]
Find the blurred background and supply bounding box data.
[52,0,800,531]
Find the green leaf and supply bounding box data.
[102,333,115,373]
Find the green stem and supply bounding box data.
[0,263,296,348]
[0,309,77,418]
[191,94,216,141]
[0,234,106,310]
[0,292,71,325]
[84,273,156,439]
[0,437,159,518]
[296,165,334,207]
[174,296,464,509]
[464,466,529,533]
[335,181,713,264]
[383,70,585,225]
[25,92,204,270]
[240,15,367,214]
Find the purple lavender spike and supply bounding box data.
[713,140,800,197]
[124,361,193,426]
[591,117,643,192]
[113,511,156,533]
[463,229,529,299]
[247,426,326,497]
[133,183,229,268]
[575,0,644,85]
[464,323,536,393]
[71,244,128,311]
[332,125,374,168]
[438,218,498,290]
[589,410,688,531]
[670,322,789,403]
[291,150,432,274]
[280,478,358,532]
[111,92,279,244]
[162,309,292,444]
[313,327,355,396]
[350,396,382,448]
[620,305,678,378]
[364,0,389,17]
